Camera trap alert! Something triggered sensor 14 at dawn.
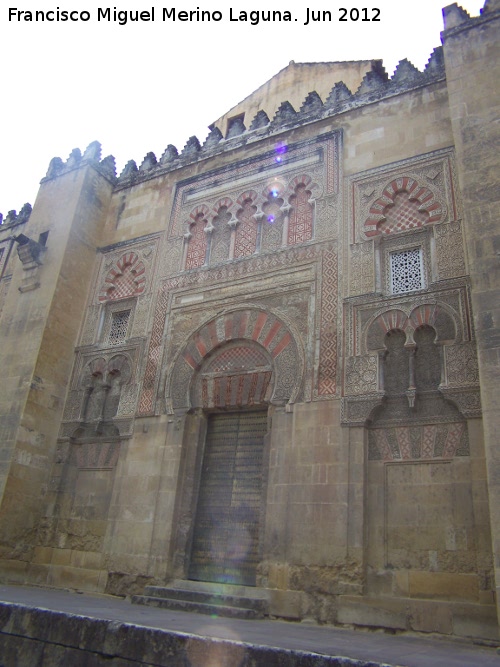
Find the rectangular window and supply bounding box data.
[390,248,424,294]
[108,310,130,345]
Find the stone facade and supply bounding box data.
[0,1,499,641]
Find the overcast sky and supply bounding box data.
[1,0,484,216]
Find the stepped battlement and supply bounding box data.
[38,48,447,194]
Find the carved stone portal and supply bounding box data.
[166,308,303,412]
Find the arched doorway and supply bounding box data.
[189,410,268,585]
[188,340,272,585]
[166,308,303,584]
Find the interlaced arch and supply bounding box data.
[364,177,444,238]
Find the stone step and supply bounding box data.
[166,579,270,599]
[142,585,268,613]
[131,594,264,619]
[131,580,270,620]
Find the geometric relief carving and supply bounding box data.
[210,206,232,265]
[192,342,273,409]
[75,441,120,469]
[315,194,339,241]
[62,391,83,422]
[261,193,284,253]
[116,384,139,417]
[138,242,338,415]
[317,245,339,397]
[80,305,100,346]
[81,354,132,422]
[185,212,209,270]
[368,421,469,461]
[341,395,384,426]
[98,252,146,302]
[274,343,300,401]
[169,133,339,243]
[130,294,152,338]
[350,150,457,245]
[350,242,374,296]
[168,307,302,411]
[434,221,466,279]
[379,191,429,234]
[288,181,313,245]
[60,345,139,444]
[344,355,378,395]
[138,283,171,415]
[364,177,444,238]
[439,387,482,419]
[444,342,479,386]
[234,197,258,258]
[365,304,457,352]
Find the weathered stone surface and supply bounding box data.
[0,602,393,667]
[0,0,498,644]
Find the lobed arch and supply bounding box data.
[236,190,258,208]
[262,179,286,200]
[81,353,133,392]
[365,302,458,352]
[288,174,313,191]
[212,196,234,216]
[165,307,304,412]
[287,173,321,202]
[188,204,210,224]
[77,353,133,429]
[98,252,146,302]
[364,176,445,238]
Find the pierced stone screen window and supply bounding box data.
[390,248,424,294]
[108,310,130,345]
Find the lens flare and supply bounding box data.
[186,632,245,667]
[274,142,288,163]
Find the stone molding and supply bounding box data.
[165,306,304,413]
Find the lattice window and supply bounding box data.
[390,248,424,294]
[108,310,130,345]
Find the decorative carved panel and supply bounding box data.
[348,148,459,244]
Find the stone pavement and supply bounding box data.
[0,584,498,666]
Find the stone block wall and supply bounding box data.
[0,1,497,642]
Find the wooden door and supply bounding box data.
[189,411,267,585]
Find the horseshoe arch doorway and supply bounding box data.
[187,341,273,586]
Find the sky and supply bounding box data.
[1,0,485,215]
